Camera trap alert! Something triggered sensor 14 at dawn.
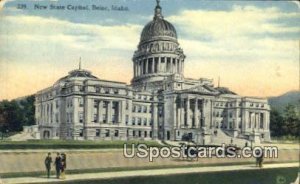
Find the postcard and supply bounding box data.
[0,0,299,184]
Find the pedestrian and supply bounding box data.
[54,152,61,179]
[60,153,67,179]
[44,152,52,178]
[259,150,264,168]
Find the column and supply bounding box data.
[177,59,180,73]
[145,58,148,74]
[140,59,144,75]
[118,101,122,123]
[180,98,184,128]
[181,60,184,74]
[107,101,112,124]
[186,97,190,127]
[201,99,205,128]
[194,98,198,128]
[98,100,103,122]
[152,103,158,139]
[152,58,155,73]
[173,97,177,128]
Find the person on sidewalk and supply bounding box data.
[60,153,67,179]
[44,152,52,178]
[54,152,62,179]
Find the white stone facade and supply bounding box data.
[35,1,271,144]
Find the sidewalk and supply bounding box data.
[1,162,298,184]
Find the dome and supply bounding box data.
[141,19,177,43]
[140,0,177,43]
[55,69,98,85]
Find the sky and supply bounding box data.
[0,0,299,100]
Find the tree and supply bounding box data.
[283,104,300,137]
[270,109,285,137]
[0,95,35,133]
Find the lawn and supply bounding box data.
[0,139,161,149]
[58,167,299,184]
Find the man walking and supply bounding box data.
[44,153,52,178]
[54,152,61,179]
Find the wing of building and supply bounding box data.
[34,1,271,145]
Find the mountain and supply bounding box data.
[268,90,300,112]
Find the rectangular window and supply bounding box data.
[79,86,84,92]
[105,129,110,137]
[96,129,100,137]
[56,100,59,108]
[94,114,98,123]
[143,118,147,126]
[144,131,147,137]
[112,114,116,123]
[132,117,135,125]
[126,102,129,110]
[113,89,119,94]
[133,130,136,137]
[138,131,141,137]
[104,88,110,94]
[132,105,136,112]
[114,130,119,137]
[143,106,147,113]
[94,100,98,108]
[79,98,84,107]
[125,115,129,125]
[138,118,142,126]
[103,101,108,108]
[138,106,142,113]
[79,112,84,123]
[102,114,107,123]
[150,131,152,138]
[79,129,83,137]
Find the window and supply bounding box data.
[94,100,98,108]
[55,113,59,123]
[114,130,119,137]
[143,118,147,126]
[79,129,83,137]
[132,117,136,125]
[149,119,153,126]
[125,115,129,125]
[113,89,119,94]
[103,101,108,108]
[138,118,142,126]
[105,129,110,137]
[143,106,147,113]
[126,102,129,110]
[150,131,152,138]
[138,106,142,113]
[79,86,84,92]
[132,105,136,112]
[79,112,83,123]
[96,129,100,137]
[95,86,100,93]
[112,114,116,123]
[104,88,110,94]
[133,130,136,137]
[93,114,98,123]
[79,98,84,107]
[144,131,147,137]
[56,100,59,108]
[102,114,107,123]
[138,131,141,137]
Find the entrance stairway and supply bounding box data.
[211,129,249,147]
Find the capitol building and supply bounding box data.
[35,1,271,145]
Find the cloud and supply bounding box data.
[0,4,299,100]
